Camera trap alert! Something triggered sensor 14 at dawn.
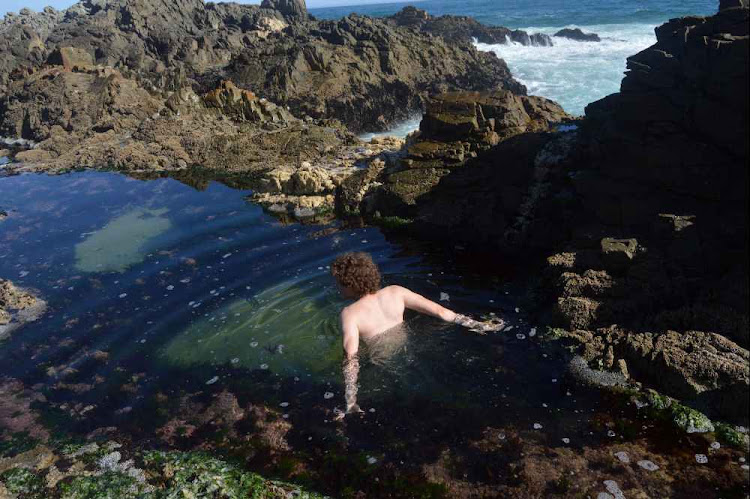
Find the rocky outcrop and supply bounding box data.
[554,28,601,42]
[0,0,525,134]
[355,90,571,233]
[261,0,307,19]
[203,80,295,124]
[531,3,749,421]
[388,6,553,46]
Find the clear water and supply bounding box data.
[0,171,556,415]
[1,171,746,495]
[314,0,716,125]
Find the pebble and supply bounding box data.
[603,480,625,499]
[498,432,506,440]
[695,454,708,464]
[514,307,520,313]
[231,358,239,364]
[562,438,570,444]
[280,402,289,408]
[369,408,376,413]
[222,253,232,259]
[741,464,749,471]
[166,285,174,291]
[710,441,720,450]
[607,430,616,437]
[516,333,526,340]
[206,376,219,385]
[260,364,268,370]
[324,392,334,399]
[119,293,127,298]
[366,456,377,465]
[440,292,450,302]
[533,423,543,430]
[614,451,630,463]
[250,342,258,348]
[637,460,659,471]
[529,327,537,337]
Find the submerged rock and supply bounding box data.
[0,280,45,341]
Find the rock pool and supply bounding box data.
[1,172,747,497]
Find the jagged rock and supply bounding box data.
[363,90,571,233]
[0,0,526,133]
[622,330,749,420]
[203,80,294,124]
[261,0,307,19]
[600,237,638,271]
[46,46,95,70]
[388,6,553,46]
[554,28,601,42]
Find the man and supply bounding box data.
[331,252,503,418]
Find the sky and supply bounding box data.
[0,0,401,17]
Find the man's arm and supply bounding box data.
[396,286,457,322]
[340,311,363,417]
[395,286,504,333]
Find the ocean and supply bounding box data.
[311,0,717,133]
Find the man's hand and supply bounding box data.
[453,314,505,334]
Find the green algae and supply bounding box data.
[715,423,750,450]
[58,471,144,499]
[161,279,343,377]
[0,432,38,458]
[143,451,326,499]
[74,207,171,273]
[373,215,413,231]
[0,467,45,498]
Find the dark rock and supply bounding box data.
[553,28,601,42]
[261,0,307,19]
[361,90,572,242]
[388,6,553,47]
[0,1,526,133]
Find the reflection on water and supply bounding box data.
[75,207,171,273]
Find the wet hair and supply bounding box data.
[331,252,381,298]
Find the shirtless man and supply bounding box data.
[330,252,503,418]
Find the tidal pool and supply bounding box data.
[1,171,747,498]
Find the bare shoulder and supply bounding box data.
[380,285,407,296]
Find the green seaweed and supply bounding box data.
[74,207,171,273]
[57,471,143,499]
[0,431,38,458]
[143,451,326,498]
[0,467,46,498]
[374,215,413,231]
[715,423,750,450]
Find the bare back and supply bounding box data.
[340,285,455,358]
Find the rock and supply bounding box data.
[364,90,572,239]
[388,7,553,47]
[261,0,307,19]
[623,331,749,420]
[600,238,638,271]
[46,47,95,70]
[203,80,295,124]
[554,28,601,42]
[0,1,527,134]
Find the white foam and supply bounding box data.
[475,23,659,116]
[358,115,422,141]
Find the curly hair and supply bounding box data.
[331,252,381,298]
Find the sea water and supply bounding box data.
[312,0,716,131]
